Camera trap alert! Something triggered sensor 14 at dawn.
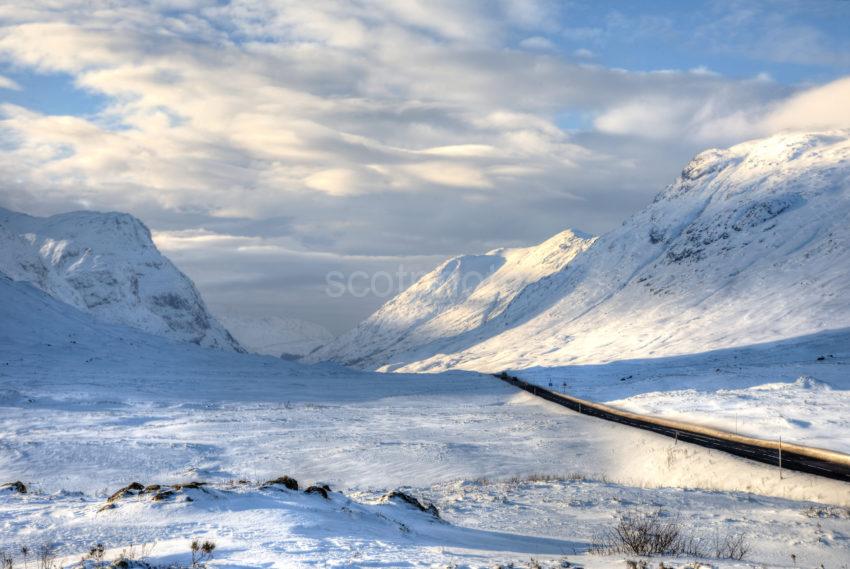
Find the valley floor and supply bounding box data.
[2,339,850,568]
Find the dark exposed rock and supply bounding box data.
[264,476,298,491]
[732,196,802,231]
[152,292,192,311]
[1,481,27,494]
[666,246,704,263]
[381,490,440,519]
[305,484,330,499]
[649,227,665,244]
[107,482,145,503]
[678,149,732,182]
[152,490,176,501]
[172,481,207,491]
[104,480,208,508]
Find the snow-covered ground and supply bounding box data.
[2,277,850,568]
[4,356,850,568]
[520,327,850,454]
[6,471,850,569]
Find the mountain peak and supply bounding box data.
[306,226,595,368]
[0,206,241,351]
[312,130,850,372]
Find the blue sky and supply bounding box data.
[544,1,850,83]
[0,65,108,116]
[0,0,849,331]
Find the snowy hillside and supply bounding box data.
[0,207,241,351]
[215,311,334,357]
[306,229,593,367]
[315,130,850,372]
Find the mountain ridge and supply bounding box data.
[311,129,850,372]
[306,228,595,367]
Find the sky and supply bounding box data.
[1,0,850,334]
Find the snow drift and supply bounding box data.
[313,130,850,372]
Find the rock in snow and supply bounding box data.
[0,207,241,351]
[312,130,850,372]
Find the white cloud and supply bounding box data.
[402,161,492,189]
[689,66,719,76]
[593,74,850,144]
[594,97,694,140]
[764,77,850,132]
[0,3,841,217]
[519,36,555,51]
[0,74,20,90]
[305,168,370,196]
[419,144,499,157]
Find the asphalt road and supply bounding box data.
[497,373,850,483]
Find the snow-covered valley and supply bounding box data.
[298,129,850,492]
[3,130,850,567]
[3,0,850,565]
[2,270,850,567]
[3,336,850,567]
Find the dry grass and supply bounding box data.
[711,531,751,560]
[591,510,750,561]
[590,510,703,556]
[0,540,213,569]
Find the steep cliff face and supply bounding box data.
[0,207,241,351]
[313,130,850,372]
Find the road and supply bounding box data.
[496,373,850,483]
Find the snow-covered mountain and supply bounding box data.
[313,130,850,372]
[0,269,162,354]
[0,207,241,351]
[214,311,334,358]
[306,228,594,367]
